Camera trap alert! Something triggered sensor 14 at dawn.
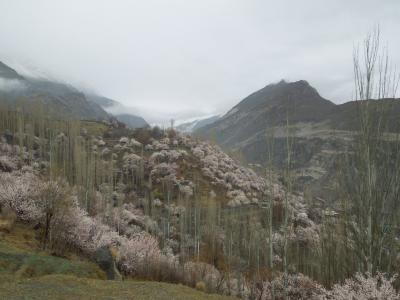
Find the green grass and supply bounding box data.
[0,223,236,300]
[0,275,237,300]
[0,225,105,279]
[0,242,104,279]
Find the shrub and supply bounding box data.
[0,156,17,172]
[196,281,207,292]
[0,172,42,221]
[117,232,162,276]
[183,261,222,293]
[252,273,327,300]
[328,272,399,300]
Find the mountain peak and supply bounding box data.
[0,61,24,80]
[196,79,336,149]
[233,79,332,115]
[294,79,310,86]
[272,79,309,87]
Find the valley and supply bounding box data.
[0,7,399,298]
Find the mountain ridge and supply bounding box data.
[176,115,220,133]
[0,61,148,127]
[197,80,337,148]
[87,94,149,128]
[195,79,400,198]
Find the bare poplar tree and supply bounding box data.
[342,26,400,275]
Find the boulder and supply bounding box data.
[93,246,122,280]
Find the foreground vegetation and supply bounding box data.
[0,224,234,300]
[0,275,236,300]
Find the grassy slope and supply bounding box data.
[0,223,106,280]
[0,223,236,300]
[0,275,236,300]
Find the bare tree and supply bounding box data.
[342,26,400,275]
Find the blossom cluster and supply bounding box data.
[182,137,266,206]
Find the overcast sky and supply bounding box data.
[0,0,399,124]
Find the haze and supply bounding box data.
[0,0,399,124]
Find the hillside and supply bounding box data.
[0,61,109,121]
[0,61,148,128]
[0,224,234,300]
[0,107,325,298]
[196,80,335,146]
[0,275,236,300]
[0,94,399,298]
[177,115,220,133]
[87,94,149,128]
[195,80,400,197]
[0,61,24,80]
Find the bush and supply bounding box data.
[196,281,207,292]
[328,272,399,300]
[0,172,42,222]
[117,232,161,276]
[183,262,222,293]
[252,273,327,300]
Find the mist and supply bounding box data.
[0,78,26,92]
[0,0,399,123]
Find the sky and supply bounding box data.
[0,0,399,124]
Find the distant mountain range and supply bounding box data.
[0,61,148,128]
[87,94,148,128]
[195,80,400,197]
[176,115,220,133]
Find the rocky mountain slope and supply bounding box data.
[0,61,24,80]
[195,80,400,197]
[177,115,220,133]
[0,61,148,128]
[0,61,110,121]
[87,94,149,128]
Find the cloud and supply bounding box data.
[0,78,26,92]
[0,0,399,123]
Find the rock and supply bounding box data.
[93,246,122,280]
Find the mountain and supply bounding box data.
[0,61,109,121]
[112,113,148,128]
[176,115,220,133]
[0,61,148,127]
[196,80,336,147]
[0,61,24,80]
[195,80,400,197]
[87,95,149,128]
